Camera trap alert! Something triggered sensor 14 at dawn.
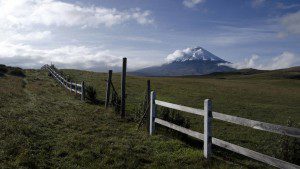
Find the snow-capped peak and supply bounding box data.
[166,46,225,63]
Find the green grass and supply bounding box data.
[0,69,241,169]
[63,68,300,166]
[0,67,299,168]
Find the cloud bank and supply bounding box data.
[223,52,299,70]
[0,41,122,70]
[0,0,153,29]
[0,0,155,71]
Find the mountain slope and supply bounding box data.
[133,47,235,76]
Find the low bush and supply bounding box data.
[159,107,191,139]
[9,68,26,77]
[0,64,8,73]
[85,85,98,104]
[161,107,190,128]
[276,118,300,164]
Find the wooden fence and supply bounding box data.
[42,61,300,168]
[104,58,127,118]
[149,91,300,169]
[42,64,85,101]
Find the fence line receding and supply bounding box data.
[42,64,85,101]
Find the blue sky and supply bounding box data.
[0,0,299,71]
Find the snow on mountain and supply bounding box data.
[132,46,235,76]
[166,46,226,63]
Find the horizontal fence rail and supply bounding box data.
[43,64,85,100]
[212,111,300,138]
[150,91,300,169]
[155,118,204,140]
[155,100,300,138]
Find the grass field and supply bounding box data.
[1,67,299,168]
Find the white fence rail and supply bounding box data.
[42,64,85,101]
[150,91,300,169]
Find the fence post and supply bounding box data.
[204,99,212,159]
[65,80,68,91]
[105,70,113,108]
[146,80,151,131]
[75,83,77,96]
[149,91,156,135]
[121,58,127,118]
[69,81,72,93]
[81,81,85,101]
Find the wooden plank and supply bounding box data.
[155,100,205,116]
[69,88,82,95]
[212,111,300,138]
[155,118,204,140]
[155,99,300,138]
[212,137,300,169]
[204,99,212,159]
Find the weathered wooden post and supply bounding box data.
[65,79,67,88]
[81,81,85,101]
[146,80,151,130]
[149,91,156,135]
[75,82,77,96]
[204,99,212,159]
[105,70,113,108]
[69,81,72,93]
[121,58,127,118]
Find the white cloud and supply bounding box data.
[266,52,298,70]
[0,0,154,30]
[0,0,155,71]
[0,41,123,71]
[280,10,300,35]
[166,48,193,62]
[183,0,205,8]
[224,52,299,70]
[9,31,52,41]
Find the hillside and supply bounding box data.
[1,66,299,168]
[188,66,300,79]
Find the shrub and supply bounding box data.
[85,85,97,104]
[0,64,8,73]
[276,118,300,164]
[9,68,26,77]
[160,107,190,131]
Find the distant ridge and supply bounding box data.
[183,66,300,80]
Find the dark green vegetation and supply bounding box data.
[1,66,299,168]
[0,64,26,77]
